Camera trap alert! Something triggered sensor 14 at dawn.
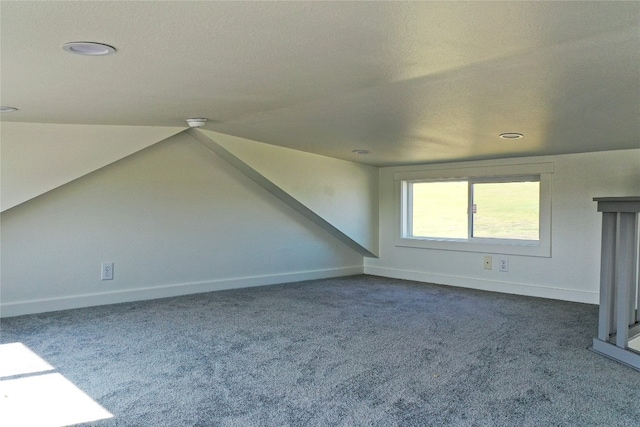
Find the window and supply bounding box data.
[395,162,552,257]
[408,177,540,241]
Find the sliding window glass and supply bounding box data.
[410,181,468,239]
[471,179,540,240]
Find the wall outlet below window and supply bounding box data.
[101,262,114,280]
[499,258,509,272]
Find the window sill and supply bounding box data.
[394,237,551,257]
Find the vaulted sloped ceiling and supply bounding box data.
[1,1,638,167]
[191,129,379,256]
[0,123,183,211]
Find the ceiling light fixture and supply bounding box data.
[352,149,370,155]
[62,42,116,56]
[186,118,208,128]
[0,106,18,113]
[499,132,524,139]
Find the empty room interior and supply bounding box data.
[1,2,639,426]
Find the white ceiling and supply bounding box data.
[2,1,639,166]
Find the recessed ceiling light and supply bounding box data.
[0,106,18,113]
[62,42,116,56]
[352,149,370,155]
[499,133,524,139]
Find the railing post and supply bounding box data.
[598,212,616,341]
[591,197,640,371]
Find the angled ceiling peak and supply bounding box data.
[1,123,184,212]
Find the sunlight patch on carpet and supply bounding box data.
[0,342,113,427]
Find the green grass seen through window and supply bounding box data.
[411,181,539,240]
[472,182,539,240]
[412,181,468,239]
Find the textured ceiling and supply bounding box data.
[1,1,639,166]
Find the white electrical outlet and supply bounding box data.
[483,256,492,270]
[101,262,114,280]
[499,258,509,272]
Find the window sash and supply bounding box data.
[406,176,540,242]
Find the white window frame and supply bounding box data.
[395,162,553,257]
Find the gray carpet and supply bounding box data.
[1,275,639,426]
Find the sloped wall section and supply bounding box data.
[198,129,379,256]
[0,123,184,211]
[0,132,365,317]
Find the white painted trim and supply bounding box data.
[393,162,554,181]
[0,266,364,318]
[364,266,598,304]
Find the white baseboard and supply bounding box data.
[0,266,364,318]
[364,266,598,304]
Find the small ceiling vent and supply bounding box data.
[186,118,207,128]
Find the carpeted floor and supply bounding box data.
[1,275,639,426]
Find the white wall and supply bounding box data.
[0,132,364,317]
[366,149,640,303]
